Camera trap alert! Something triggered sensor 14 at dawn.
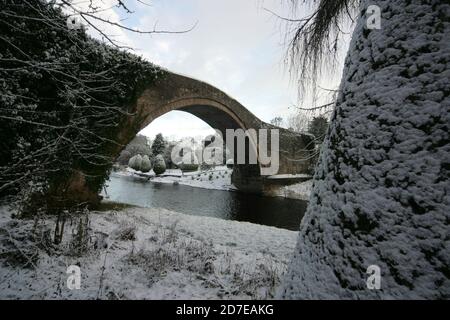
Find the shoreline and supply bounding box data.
[111,167,312,201]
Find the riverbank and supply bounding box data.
[113,166,312,201]
[266,179,313,201]
[0,205,297,299]
[116,166,237,192]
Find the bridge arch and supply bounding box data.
[138,97,262,175]
[114,71,315,190]
[140,98,248,135]
[132,72,263,135]
[116,72,266,188]
[64,71,315,206]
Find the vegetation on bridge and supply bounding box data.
[0,0,164,213]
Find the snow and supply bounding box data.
[115,167,313,201]
[0,205,297,299]
[118,166,237,192]
[281,0,450,299]
[266,174,311,180]
[267,180,313,201]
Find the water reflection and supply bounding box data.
[102,174,307,231]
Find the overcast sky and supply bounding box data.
[81,0,350,140]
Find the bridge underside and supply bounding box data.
[174,106,315,194]
[178,105,242,133]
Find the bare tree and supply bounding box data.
[270,116,284,127]
[0,0,167,213]
[49,0,196,48]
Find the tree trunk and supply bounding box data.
[281,0,449,299]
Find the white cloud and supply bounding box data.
[66,0,135,48]
[78,1,350,139]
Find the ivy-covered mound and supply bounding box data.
[0,1,164,212]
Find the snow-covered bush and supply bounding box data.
[153,155,166,175]
[140,155,152,173]
[178,152,199,172]
[128,156,136,170]
[200,163,213,171]
[0,1,163,211]
[128,155,143,171]
[117,135,152,167]
[179,163,199,172]
[116,150,132,165]
[281,0,450,299]
[151,134,166,157]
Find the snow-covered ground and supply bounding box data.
[116,166,312,201]
[118,166,237,192]
[0,205,297,299]
[267,180,313,201]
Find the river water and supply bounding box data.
[102,174,307,231]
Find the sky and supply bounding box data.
[77,0,351,140]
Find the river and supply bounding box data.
[102,174,307,231]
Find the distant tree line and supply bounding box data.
[117,132,233,174]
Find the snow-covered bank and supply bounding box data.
[0,205,297,299]
[114,167,312,201]
[266,180,313,202]
[116,166,237,192]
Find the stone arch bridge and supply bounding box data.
[67,71,315,206]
